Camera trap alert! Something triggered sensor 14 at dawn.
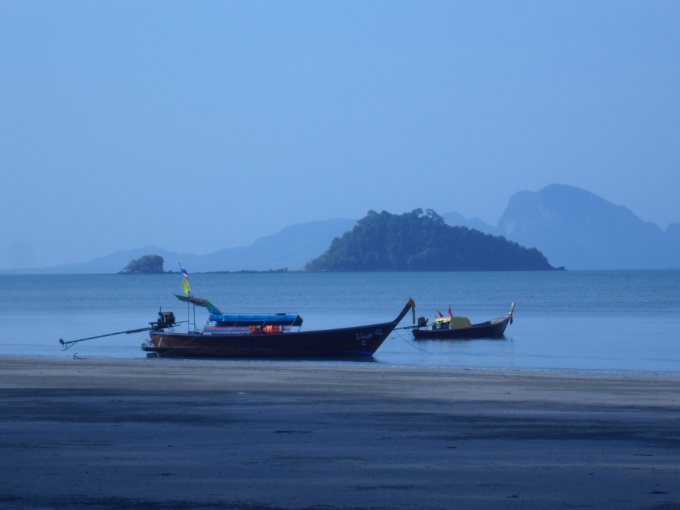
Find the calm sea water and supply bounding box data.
[1,271,679,373]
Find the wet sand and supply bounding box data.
[1,356,679,509]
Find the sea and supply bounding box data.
[1,270,679,374]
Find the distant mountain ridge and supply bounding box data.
[445,184,679,270]
[0,219,356,275]
[2,184,678,273]
[496,184,680,270]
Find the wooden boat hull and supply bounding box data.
[412,314,511,340]
[142,299,415,359]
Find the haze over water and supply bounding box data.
[2,271,679,373]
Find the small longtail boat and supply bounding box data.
[141,297,416,359]
[412,303,514,340]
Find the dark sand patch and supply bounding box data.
[1,357,679,509]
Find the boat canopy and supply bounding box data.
[208,312,303,327]
[174,294,303,327]
[433,316,472,330]
[174,294,222,314]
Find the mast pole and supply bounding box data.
[179,262,194,333]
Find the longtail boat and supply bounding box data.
[141,297,416,359]
[412,303,514,340]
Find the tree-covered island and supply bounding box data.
[305,209,559,271]
[119,255,165,274]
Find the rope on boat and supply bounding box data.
[393,329,430,353]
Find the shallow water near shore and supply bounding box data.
[1,270,679,373]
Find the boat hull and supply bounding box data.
[145,324,394,358]
[142,299,415,359]
[412,315,511,340]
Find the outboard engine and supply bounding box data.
[153,311,176,330]
[417,316,428,328]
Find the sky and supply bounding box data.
[2,1,679,269]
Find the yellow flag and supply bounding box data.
[181,278,191,296]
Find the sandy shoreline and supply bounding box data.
[2,357,679,509]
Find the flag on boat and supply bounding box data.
[179,264,191,295]
[448,306,453,317]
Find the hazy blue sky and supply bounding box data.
[2,1,679,269]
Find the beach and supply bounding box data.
[1,357,679,509]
